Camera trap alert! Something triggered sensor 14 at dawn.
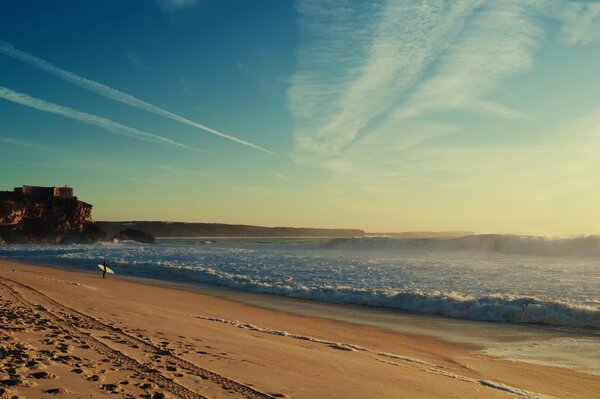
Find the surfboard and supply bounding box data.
[97,264,115,274]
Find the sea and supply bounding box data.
[2,234,600,332]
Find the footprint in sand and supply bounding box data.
[0,387,19,399]
[0,377,36,388]
[43,387,70,395]
[100,383,123,394]
[29,371,55,379]
[25,360,44,370]
[56,344,74,353]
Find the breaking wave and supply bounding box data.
[323,234,600,257]
[157,263,600,330]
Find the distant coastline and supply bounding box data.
[96,221,366,238]
[96,222,479,239]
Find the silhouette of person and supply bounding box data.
[102,261,107,279]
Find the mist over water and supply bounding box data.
[326,234,600,257]
[2,235,600,330]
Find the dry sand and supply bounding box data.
[1,259,599,399]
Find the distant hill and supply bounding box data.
[96,221,365,238]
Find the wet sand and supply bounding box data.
[1,258,599,398]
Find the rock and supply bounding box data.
[114,228,155,244]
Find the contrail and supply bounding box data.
[0,136,69,153]
[0,86,204,152]
[0,41,278,156]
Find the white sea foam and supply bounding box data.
[194,315,365,351]
[376,351,434,366]
[478,380,558,399]
[484,337,600,375]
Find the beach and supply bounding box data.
[2,2,599,397]
[1,259,599,399]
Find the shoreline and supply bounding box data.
[6,256,600,346]
[1,258,600,398]
[4,256,600,374]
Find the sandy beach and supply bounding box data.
[1,259,599,399]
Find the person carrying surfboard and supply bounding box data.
[101,261,107,279]
[97,261,115,278]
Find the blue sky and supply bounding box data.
[1,1,600,234]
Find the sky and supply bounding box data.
[1,0,600,235]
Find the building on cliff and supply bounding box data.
[14,185,74,199]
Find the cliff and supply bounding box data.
[97,221,365,238]
[0,191,106,244]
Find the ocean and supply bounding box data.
[2,234,600,331]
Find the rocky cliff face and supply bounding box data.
[0,191,106,244]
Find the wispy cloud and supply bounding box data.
[396,1,542,120]
[559,1,600,45]
[229,185,273,194]
[237,53,285,98]
[126,52,149,71]
[290,0,482,156]
[156,164,215,179]
[0,86,203,152]
[0,41,278,156]
[288,0,555,185]
[156,0,201,12]
[155,164,243,186]
[127,177,158,184]
[271,171,292,180]
[0,136,71,153]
